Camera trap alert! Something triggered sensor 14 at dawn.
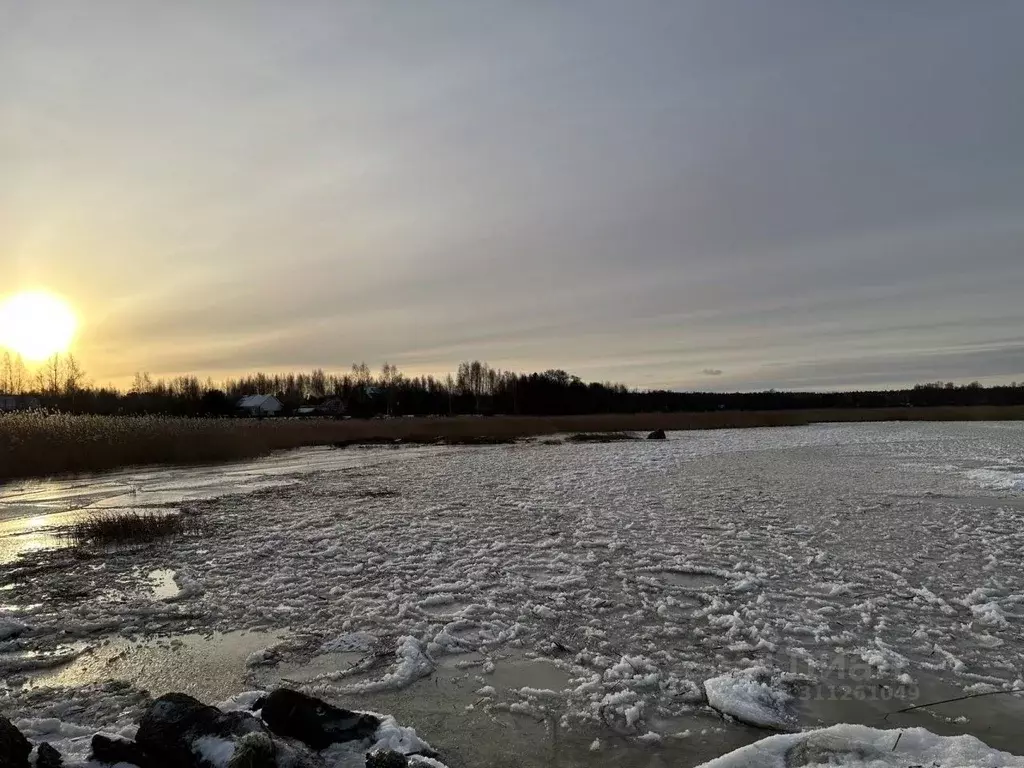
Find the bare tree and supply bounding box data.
[43,354,64,396]
[63,353,86,396]
[380,362,402,415]
[444,373,455,416]
[10,354,26,394]
[351,362,371,387]
[0,351,11,394]
[131,371,154,394]
[310,368,327,398]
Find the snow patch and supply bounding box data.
[703,669,796,731]
[695,724,1024,768]
[193,735,236,767]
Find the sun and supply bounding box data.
[0,291,79,361]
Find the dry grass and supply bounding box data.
[3,406,1024,481]
[63,510,203,547]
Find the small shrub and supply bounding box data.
[64,510,202,547]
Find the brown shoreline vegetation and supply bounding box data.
[3,406,1024,482]
[63,509,204,547]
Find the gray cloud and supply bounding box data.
[3,2,1023,390]
[702,369,724,377]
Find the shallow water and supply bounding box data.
[147,568,181,599]
[29,630,285,702]
[796,664,1024,755]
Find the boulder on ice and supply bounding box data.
[90,734,152,767]
[226,732,276,768]
[646,429,667,440]
[26,689,436,768]
[135,692,270,767]
[0,714,32,768]
[366,750,409,767]
[260,688,381,751]
[36,742,63,768]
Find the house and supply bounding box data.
[295,398,347,418]
[0,395,40,412]
[315,397,347,416]
[236,394,283,417]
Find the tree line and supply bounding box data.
[3,351,1024,417]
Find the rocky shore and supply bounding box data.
[2,688,443,768]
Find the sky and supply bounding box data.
[2,1,1023,392]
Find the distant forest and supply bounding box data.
[2,351,1023,417]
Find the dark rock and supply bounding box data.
[646,429,666,440]
[227,732,276,768]
[366,750,409,768]
[0,715,31,768]
[90,735,151,767]
[219,710,272,739]
[136,692,222,751]
[272,737,326,768]
[261,689,380,751]
[36,742,63,768]
[136,692,270,767]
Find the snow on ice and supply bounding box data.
[696,724,1024,768]
[703,668,798,730]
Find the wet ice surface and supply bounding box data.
[3,422,1024,766]
[0,445,434,562]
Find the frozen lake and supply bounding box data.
[3,422,1024,766]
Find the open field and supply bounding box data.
[3,406,1024,481]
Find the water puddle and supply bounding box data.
[440,652,574,694]
[421,599,471,616]
[274,651,370,684]
[0,645,89,677]
[28,630,285,702]
[661,570,727,589]
[148,569,181,599]
[521,565,569,577]
[0,513,74,562]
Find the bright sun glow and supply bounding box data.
[0,291,79,361]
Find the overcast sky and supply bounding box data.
[3,1,1022,391]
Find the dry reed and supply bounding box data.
[3,406,1023,481]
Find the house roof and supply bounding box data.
[237,394,280,408]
